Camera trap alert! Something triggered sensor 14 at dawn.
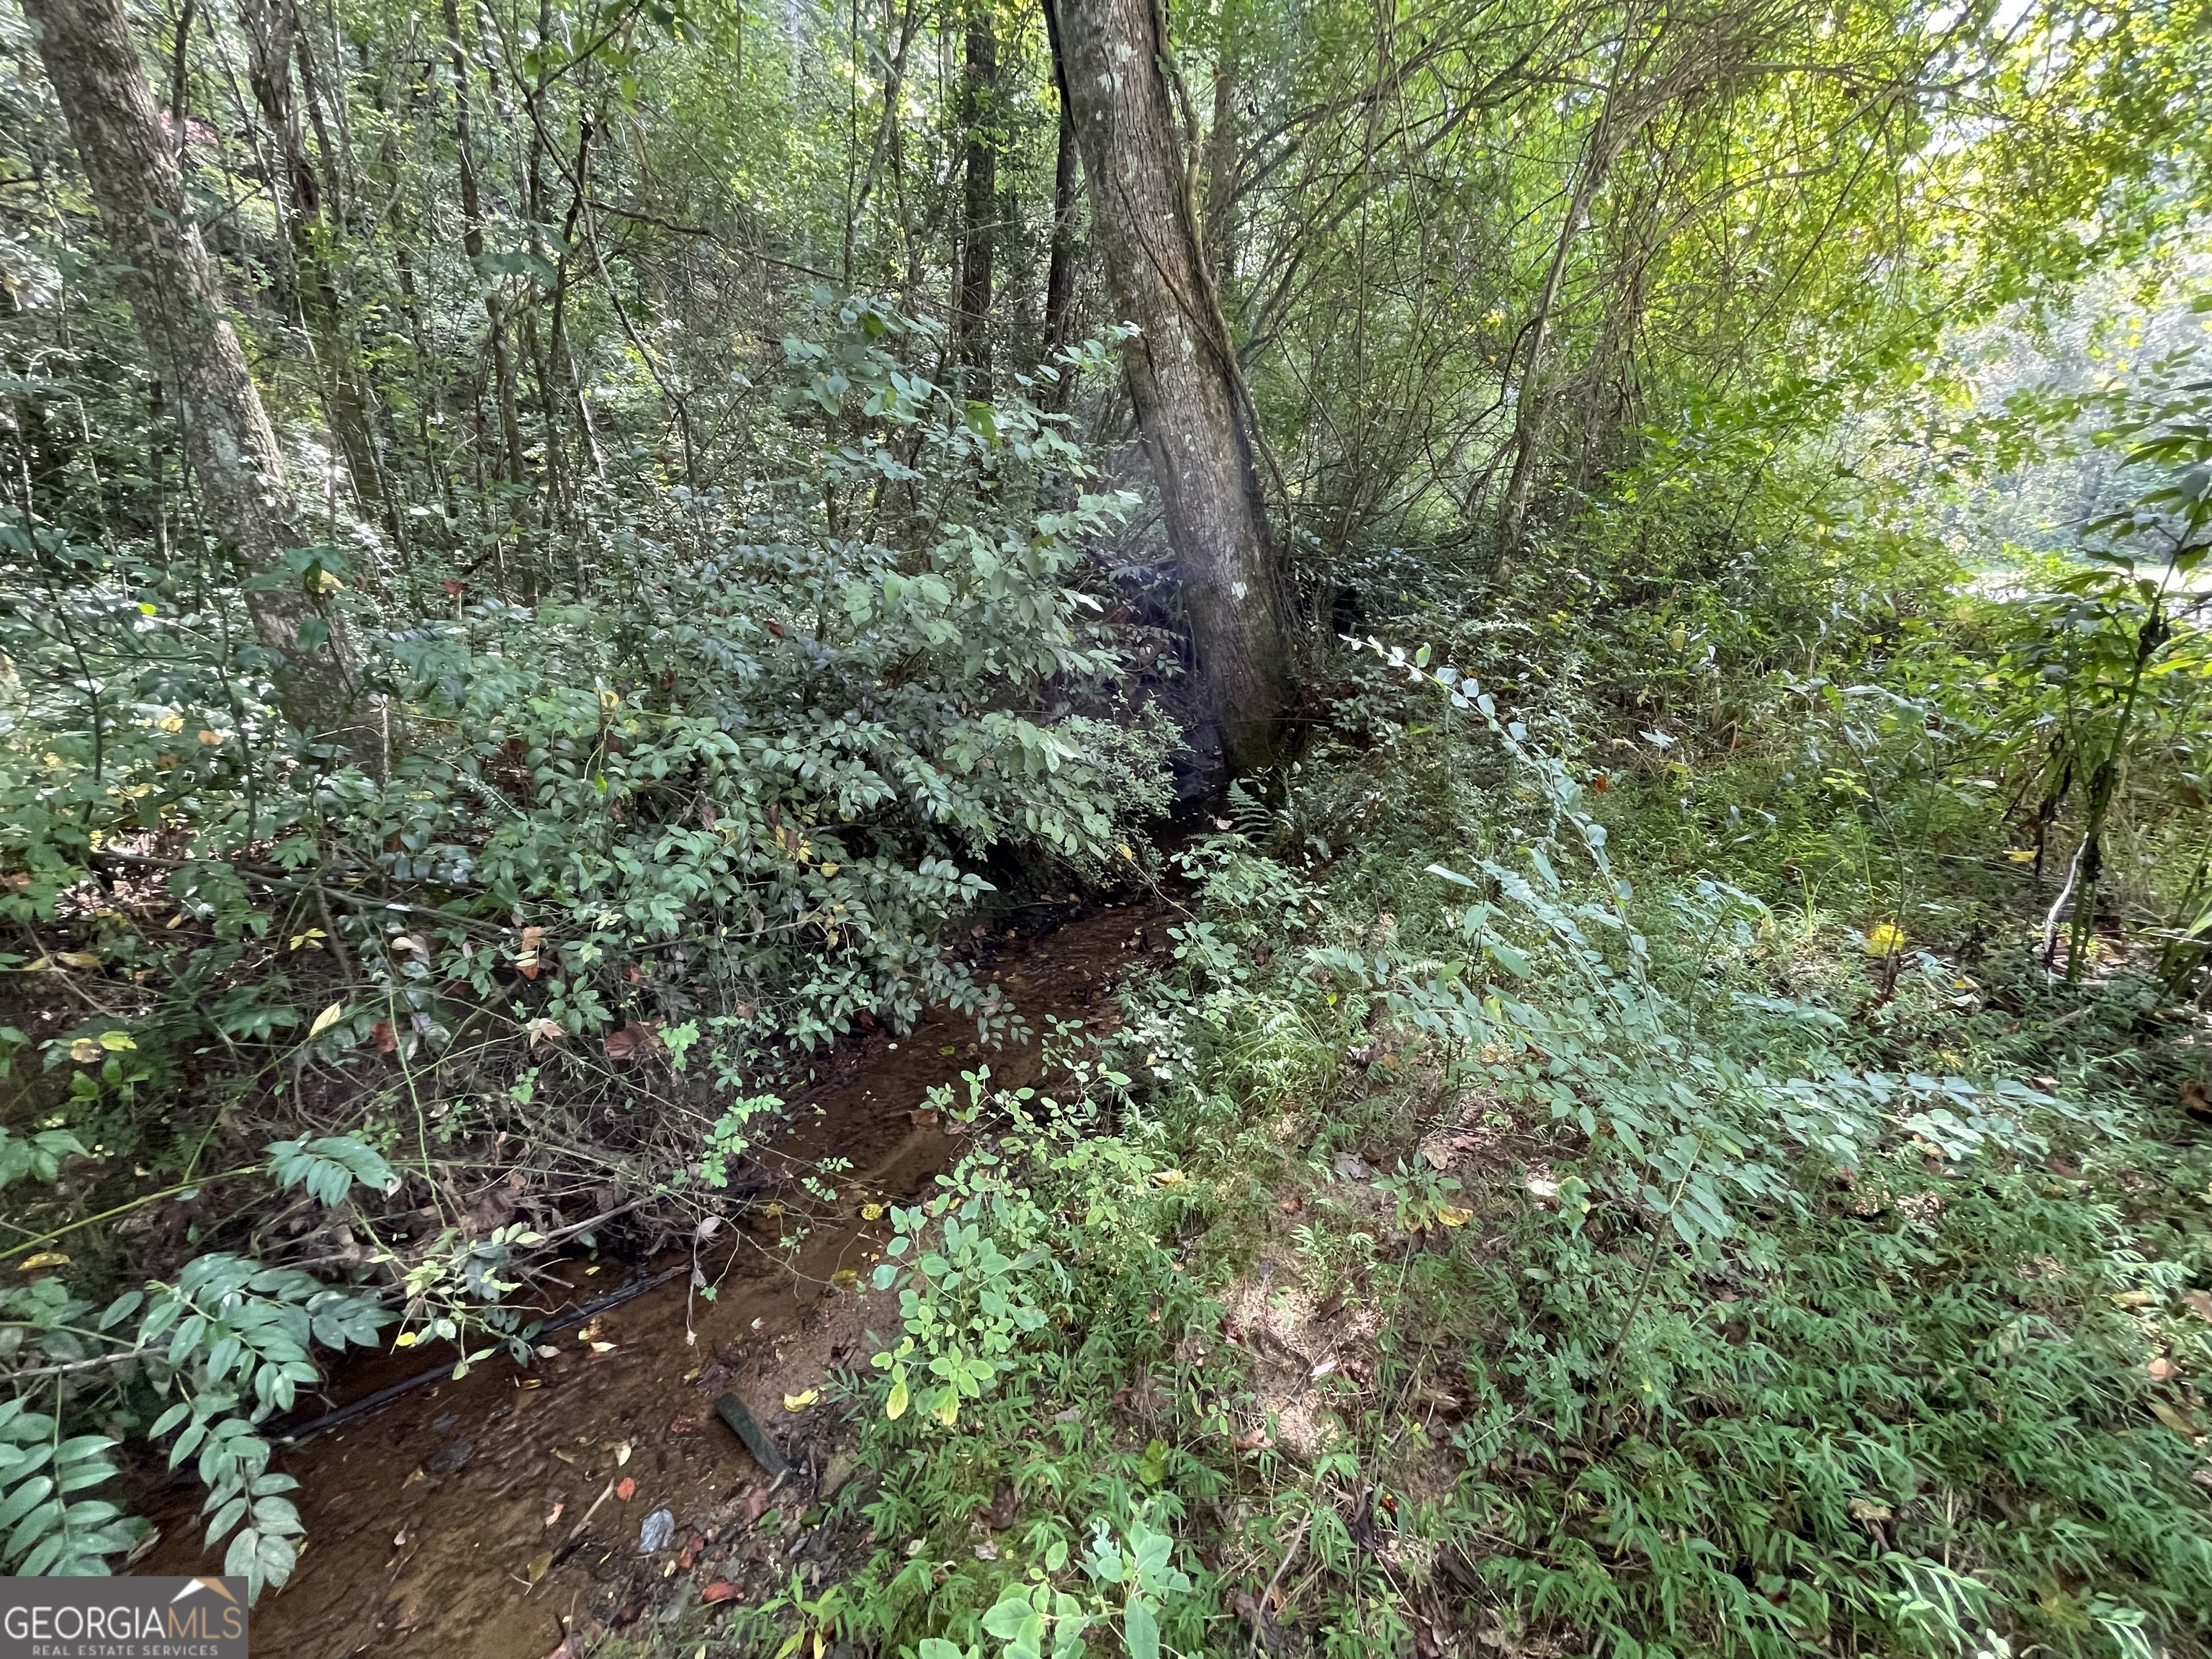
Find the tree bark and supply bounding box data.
[956,1,997,390]
[240,0,392,542]
[1040,89,1079,388]
[442,0,528,493]
[23,0,369,755]
[1047,0,1292,775]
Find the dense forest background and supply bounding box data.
[3,0,2212,1653]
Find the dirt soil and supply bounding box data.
[133,903,1172,1659]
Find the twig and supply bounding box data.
[1248,1508,1316,1658]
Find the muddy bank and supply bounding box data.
[135,903,1171,1659]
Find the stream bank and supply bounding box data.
[135,902,1172,1659]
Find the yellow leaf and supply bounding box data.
[53,952,102,969]
[1151,1169,1187,1187]
[2006,849,2037,864]
[820,862,840,876]
[197,730,223,746]
[18,1252,70,1272]
[885,1375,909,1420]
[309,1002,346,1038]
[314,570,344,594]
[393,1331,418,1348]
[1863,923,1905,956]
[156,714,184,734]
[860,1203,884,1221]
[1436,1206,1474,1228]
[96,1030,134,1052]
[832,1269,859,1290]
[783,1389,820,1412]
[68,1038,102,1064]
[1118,844,1134,860]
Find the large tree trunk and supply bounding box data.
[1047,0,1292,775]
[23,0,369,756]
[955,1,997,390]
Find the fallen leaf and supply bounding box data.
[667,1416,698,1437]
[1233,1426,1272,1450]
[614,1442,633,1466]
[783,1389,820,1412]
[18,1252,70,1272]
[543,1502,564,1527]
[908,1108,939,1127]
[309,1002,346,1038]
[67,1038,102,1064]
[2149,1400,2199,1438]
[1436,1206,1474,1228]
[1331,1151,1373,1180]
[588,1341,616,1354]
[526,1017,566,1046]
[1846,1498,1892,1522]
[525,1550,553,1586]
[403,1467,428,1489]
[831,1269,859,1290]
[2149,1357,2177,1382]
[860,1203,884,1221]
[616,1477,637,1501]
[1421,1144,1452,1170]
[372,1020,397,1053]
[1151,1169,1187,1187]
[702,1581,740,1604]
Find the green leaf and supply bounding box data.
[1123,1596,1159,1659]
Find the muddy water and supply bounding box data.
[138,904,1170,1659]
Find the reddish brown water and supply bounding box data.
[136,904,1169,1659]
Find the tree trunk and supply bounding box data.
[1040,90,1078,389]
[1047,0,1292,775]
[442,0,528,493]
[23,0,369,755]
[956,1,997,390]
[240,0,392,543]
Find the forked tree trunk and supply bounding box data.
[23,0,370,756]
[1047,0,1292,775]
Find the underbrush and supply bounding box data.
[0,300,1173,1588]
[766,651,2212,1659]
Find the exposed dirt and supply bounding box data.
[134,902,1172,1659]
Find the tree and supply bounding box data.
[22,0,370,758]
[956,0,998,388]
[1047,0,1293,775]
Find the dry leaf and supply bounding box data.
[783,1389,820,1412]
[525,1550,553,1585]
[372,1020,397,1053]
[702,1581,740,1604]
[1436,1206,1474,1228]
[614,1443,633,1466]
[2149,1400,2199,1438]
[18,1252,70,1272]
[542,1502,564,1527]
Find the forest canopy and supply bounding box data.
[1,0,2211,1653]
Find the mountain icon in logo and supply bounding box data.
[168,1578,241,1607]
